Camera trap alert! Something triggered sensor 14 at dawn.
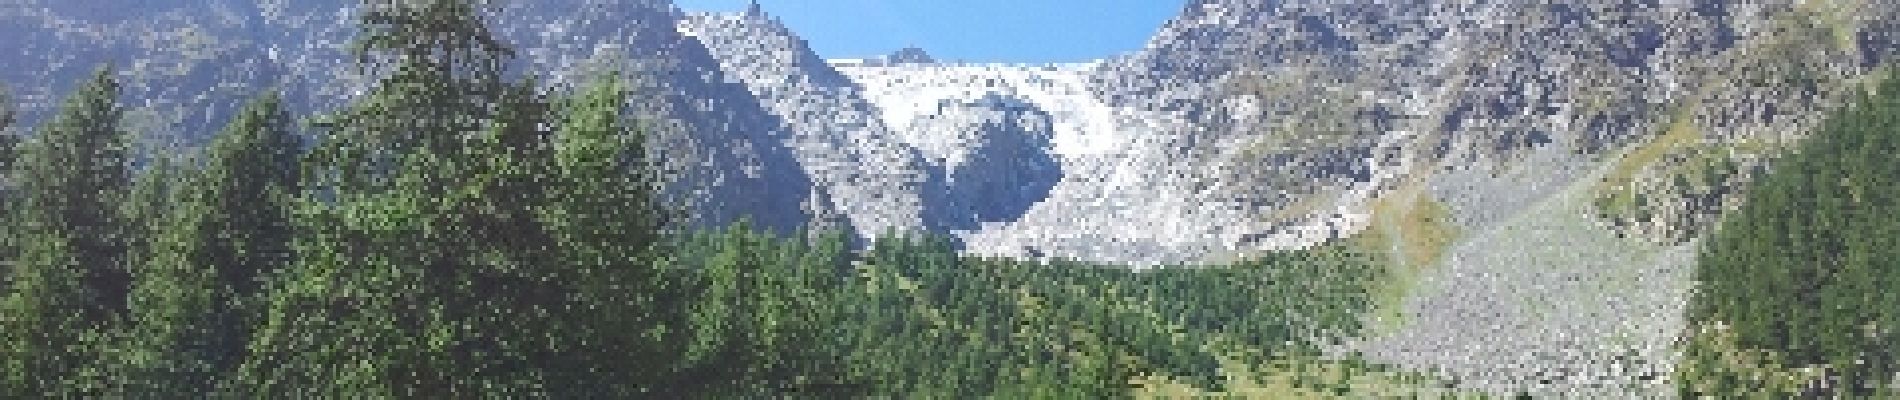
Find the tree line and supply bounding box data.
[0,0,1402,397]
[1678,68,1900,398]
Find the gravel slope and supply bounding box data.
[1342,148,1699,398]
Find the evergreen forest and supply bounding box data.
[1,0,1895,398]
[0,1,1425,397]
[1676,68,1900,398]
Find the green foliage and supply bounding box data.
[0,69,1413,399]
[234,2,523,394]
[0,3,1419,398]
[0,83,18,168]
[0,83,19,293]
[237,2,680,396]
[0,84,14,129]
[0,67,134,397]
[662,224,853,397]
[1676,323,1832,398]
[116,93,300,397]
[354,0,512,82]
[821,234,1390,397]
[529,71,682,396]
[1680,68,1900,398]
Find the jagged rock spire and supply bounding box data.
[744,0,763,17]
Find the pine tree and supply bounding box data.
[535,72,685,396]
[90,149,187,397]
[1683,69,1900,398]
[118,93,300,397]
[240,1,676,396]
[672,223,853,397]
[0,83,18,168]
[237,0,520,395]
[0,67,134,397]
[1,83,20,288]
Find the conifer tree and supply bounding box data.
[0,83,18,168]
[119,93,299,397]
[237,0,522,395]
[239,1,674,396]
[672,223,852,397]
[0,67,134,397]
[1682,69,1900,398]
[535,72,685,396]
[1,83,20,285]
[99,148,185,396]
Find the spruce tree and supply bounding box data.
[536,73,684,396]
[239,1,674,396]
[119,93,300,397]
[0,83,18,168]
[0,67,134,397]
[98,149,184,397]
[1,83,19,286]
[237,0,520,395]
[1682,69,1900,398]
[671,223,852,397]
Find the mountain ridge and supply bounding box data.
[1,0,1895,264]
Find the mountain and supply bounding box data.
[885,47,936,65]
[676,10,940,238]
[5,0,1899,395]
[2,0,1895,263]
[1097,0,1896,393]
[0,0,819,232]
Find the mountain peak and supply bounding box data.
[744,0,764,17]
[887,46,936,64]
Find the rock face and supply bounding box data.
[0,0,817,233]
[1075,0,1900,254]
[1090,1,1898,394]
[886,47,936,65]
[2,0,1897,264]
[488,0,818,233]
[5,0,1900,395]
[905,94,1061,228]
[675,11,941,239]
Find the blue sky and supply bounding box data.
[673,0,1185,63]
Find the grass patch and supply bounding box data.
[1590,111,1790,242]
[1588,0,1862,224]
[1132,352,1488,399]
[1370,189,1460,271]
[1595,106,1702,198]
[1675,322,1839,398]
[1790,0,1865,54]
[1347,183,1461,335]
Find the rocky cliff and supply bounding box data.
[1,0,1894,264]
[5,0,1899,395]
